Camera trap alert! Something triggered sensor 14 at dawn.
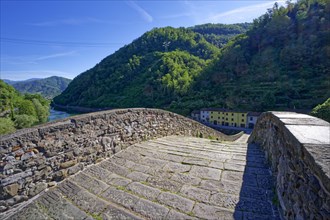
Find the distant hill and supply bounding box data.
[54,0,330,115]
[4,78,42,85]
[8,76,72,99]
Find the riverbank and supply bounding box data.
[48,109,72,122]
[52,103,112,114]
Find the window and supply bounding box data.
[226,118,228,121]
[211,116,213,119]
[222,117,224,120]
[231,118,234,121]
[242,119,244,122]
[211,111,213,114]
[226,113,228,115]
[232,113,234,116]
[218,117,220,119]
[250,117,253,121]
[242,114,244,116]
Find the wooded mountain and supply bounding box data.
[54,24,248,109]
[54,0,330,115]
[184,0,330,113]
[7,76,72,99]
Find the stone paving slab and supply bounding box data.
[3,135,279,220]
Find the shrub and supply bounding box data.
[311,98,330,122]
[14,114,38,129]
[0,118,16,135]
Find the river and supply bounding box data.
[48,109,72,122]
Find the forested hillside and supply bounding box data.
[189,23,251,47]
[54,0,330,115]
[54,25,246,108]
[0,80,50,134]
[9,76,72,99]
[183,0,330,112]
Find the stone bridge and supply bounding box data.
[0,109,329,219]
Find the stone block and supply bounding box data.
[126,171,150,182]
[71,172,109,195]
[157,191,195,213]
[189,165,221,180]
[101,186,139,210]
[133,198,169,219]
[127,182,161,200]
[192,203,235,220]
[4,183,19,197]
[28,182,47,197]
[183,157,210,166]
[170,173,201,185]
[180,185,210,203]
[67,163,83,175]
[165,209,198,220]
[102,205,144,220]
[147,176,182,193]
[210,192,239,210]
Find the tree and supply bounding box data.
[17,100,37,116]
[32,98,49,123]
[0,118,16,135]
[14,114,38,129]
[311,98,330,122]
[262,92,276,109]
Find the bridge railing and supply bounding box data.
[248,112,330,219]
[0,108,241,211]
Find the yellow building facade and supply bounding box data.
[209,109,247,128]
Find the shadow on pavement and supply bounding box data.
[234,143,281,219]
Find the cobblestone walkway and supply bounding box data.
[6,135,280,220]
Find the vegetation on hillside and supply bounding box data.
[180,0,330,113]
[54,25,246,108]
[189,23,251,47]
[54,0,330,115]
[9,76,72,99]
[311,98,330,122]
[0,80,50,135]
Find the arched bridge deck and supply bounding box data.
[4,135,279,220]
[1,109,328,219]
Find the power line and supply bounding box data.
[0,37,125,47]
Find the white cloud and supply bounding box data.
[126,1,153,23]
[1,51,78,65]
[0,70,75,81]
[28,17,108,27]
[1,55,38,65]
[35,51,77,61]
[207,1,287,24]
[159,12,193,20]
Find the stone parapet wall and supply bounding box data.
[0,108,238,211]
[248,112,330,219]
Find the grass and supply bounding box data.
[187,211,195,217]
[208,135,219,140]
[91,213,103,220]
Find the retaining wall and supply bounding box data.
[248,112,330,219]
[0,108,240,211]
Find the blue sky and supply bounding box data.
[1,0,287,81]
